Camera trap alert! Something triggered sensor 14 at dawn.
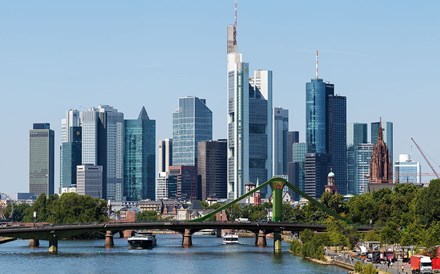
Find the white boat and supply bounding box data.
[128,231,157,249]
[194,229,216,235]
[222,232,239,244]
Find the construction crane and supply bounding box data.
[411,137,440,179]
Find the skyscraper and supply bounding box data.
[347,123,368,194]
[288,142,306,201]
[76,164,103,199]
[60,126,82,188]
[227,6,272,199]
[287,131,300,164]
[273,107,289,176]
[172,96,212,166]
[80,105,124,201]
[354,143,374,194]
[29,123,54,196]
[198,140,227,200]
[305,52,347,196]
[124,107,156,201]
[158,139,172,173]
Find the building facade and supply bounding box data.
[172,96,212,166]
[124,107,156,201]
[226,19,273,199]
[371,120,393,165]
[76,164,103,199]
[273,107,289,176]
[354,143,374,194]
[198,140,227,200]
[158,139,173,173]
[288,142,306,201]
[347,123,368,194]
[29,123,55,196]
[395,154,421,184]
[60,126,82,188]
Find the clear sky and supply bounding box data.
[1,1,440,196]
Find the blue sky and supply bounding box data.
[1,1,439,195]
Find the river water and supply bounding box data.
[0,234,348,274]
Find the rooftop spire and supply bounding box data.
[233,0,238,46]
[138,106,150,120]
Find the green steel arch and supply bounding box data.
[191,177,350,224]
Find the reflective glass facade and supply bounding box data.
[347,123,368,194]
[172,97,212,166]
[124,107,156,201]
[354,143,374,194]
[61,127,82,188]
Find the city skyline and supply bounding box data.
[2,1,440,195]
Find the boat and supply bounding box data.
[128,231,157,249]
[194,229,216,236]
[222,232,239,244]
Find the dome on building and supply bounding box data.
[328,171,335,178]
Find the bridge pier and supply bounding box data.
[255,230,267,247]
[29,239,40,248]
[123,230,134,238]
[105,230,114,248]
[273,232,282,254]
[182,229,192,248]
[48,236,58,254]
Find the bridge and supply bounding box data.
[0,177,374,253]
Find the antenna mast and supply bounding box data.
[315,50,319,79]
[233,0,238,46]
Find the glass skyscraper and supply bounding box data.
[172,96,212,166]
[124,107,156,201]
[347,123,368,194]
[395,154,421,184]
[61,126,82,188]
[305,77,347,196]
[29,123,54,196]
[273,107,289,176]
[354,143,374,194]
[288,142,306,201]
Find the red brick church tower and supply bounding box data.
[369,118,392,183]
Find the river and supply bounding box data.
[0,234,349,274]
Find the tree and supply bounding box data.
[136,210,160,222]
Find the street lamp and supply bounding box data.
[33,211,36,226]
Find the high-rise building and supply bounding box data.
[305,52,347,196]
[80,105,124,201]
[288,142,306,201]
[226,9,272,199]
[156,172,177,200]
[172,96,212,166]
[371,120,393,165]
[60,109,81,190]
[60,126,82,188]
[29,123,55,196]
[198,140,227,200]
[328,95,347,194]
[158,139,173,173]
[124,107,156,201]
[347,123,368,194]
[273,107,289,176]
[287,131,299,164]
[76,164,103,199]
[304,153,329,199]
[169,165,199,200]
[354,143,374,194]
[395,154,421,184]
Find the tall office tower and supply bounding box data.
[169,165,199,200]
[395,154,421,184]
[347,123,368,194]
[287,131,300,164]
[288,142,306,201]
[80,105,124,201]
[328,95,347,194]
[158,139,173,173]
[304,153,329,199]
[371,120,393,165]
[226,6,272,199]
[76,164,103,199]
[305,51,347,196]
[273,107,289,176]
[354,143,374,194]
[172,96,212,166]
[60,110,81,190]
[124,107,156,201]
[198,140,227,200]
[29,123,55,196]
[61,110,80,143]
[60,127,82,188]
